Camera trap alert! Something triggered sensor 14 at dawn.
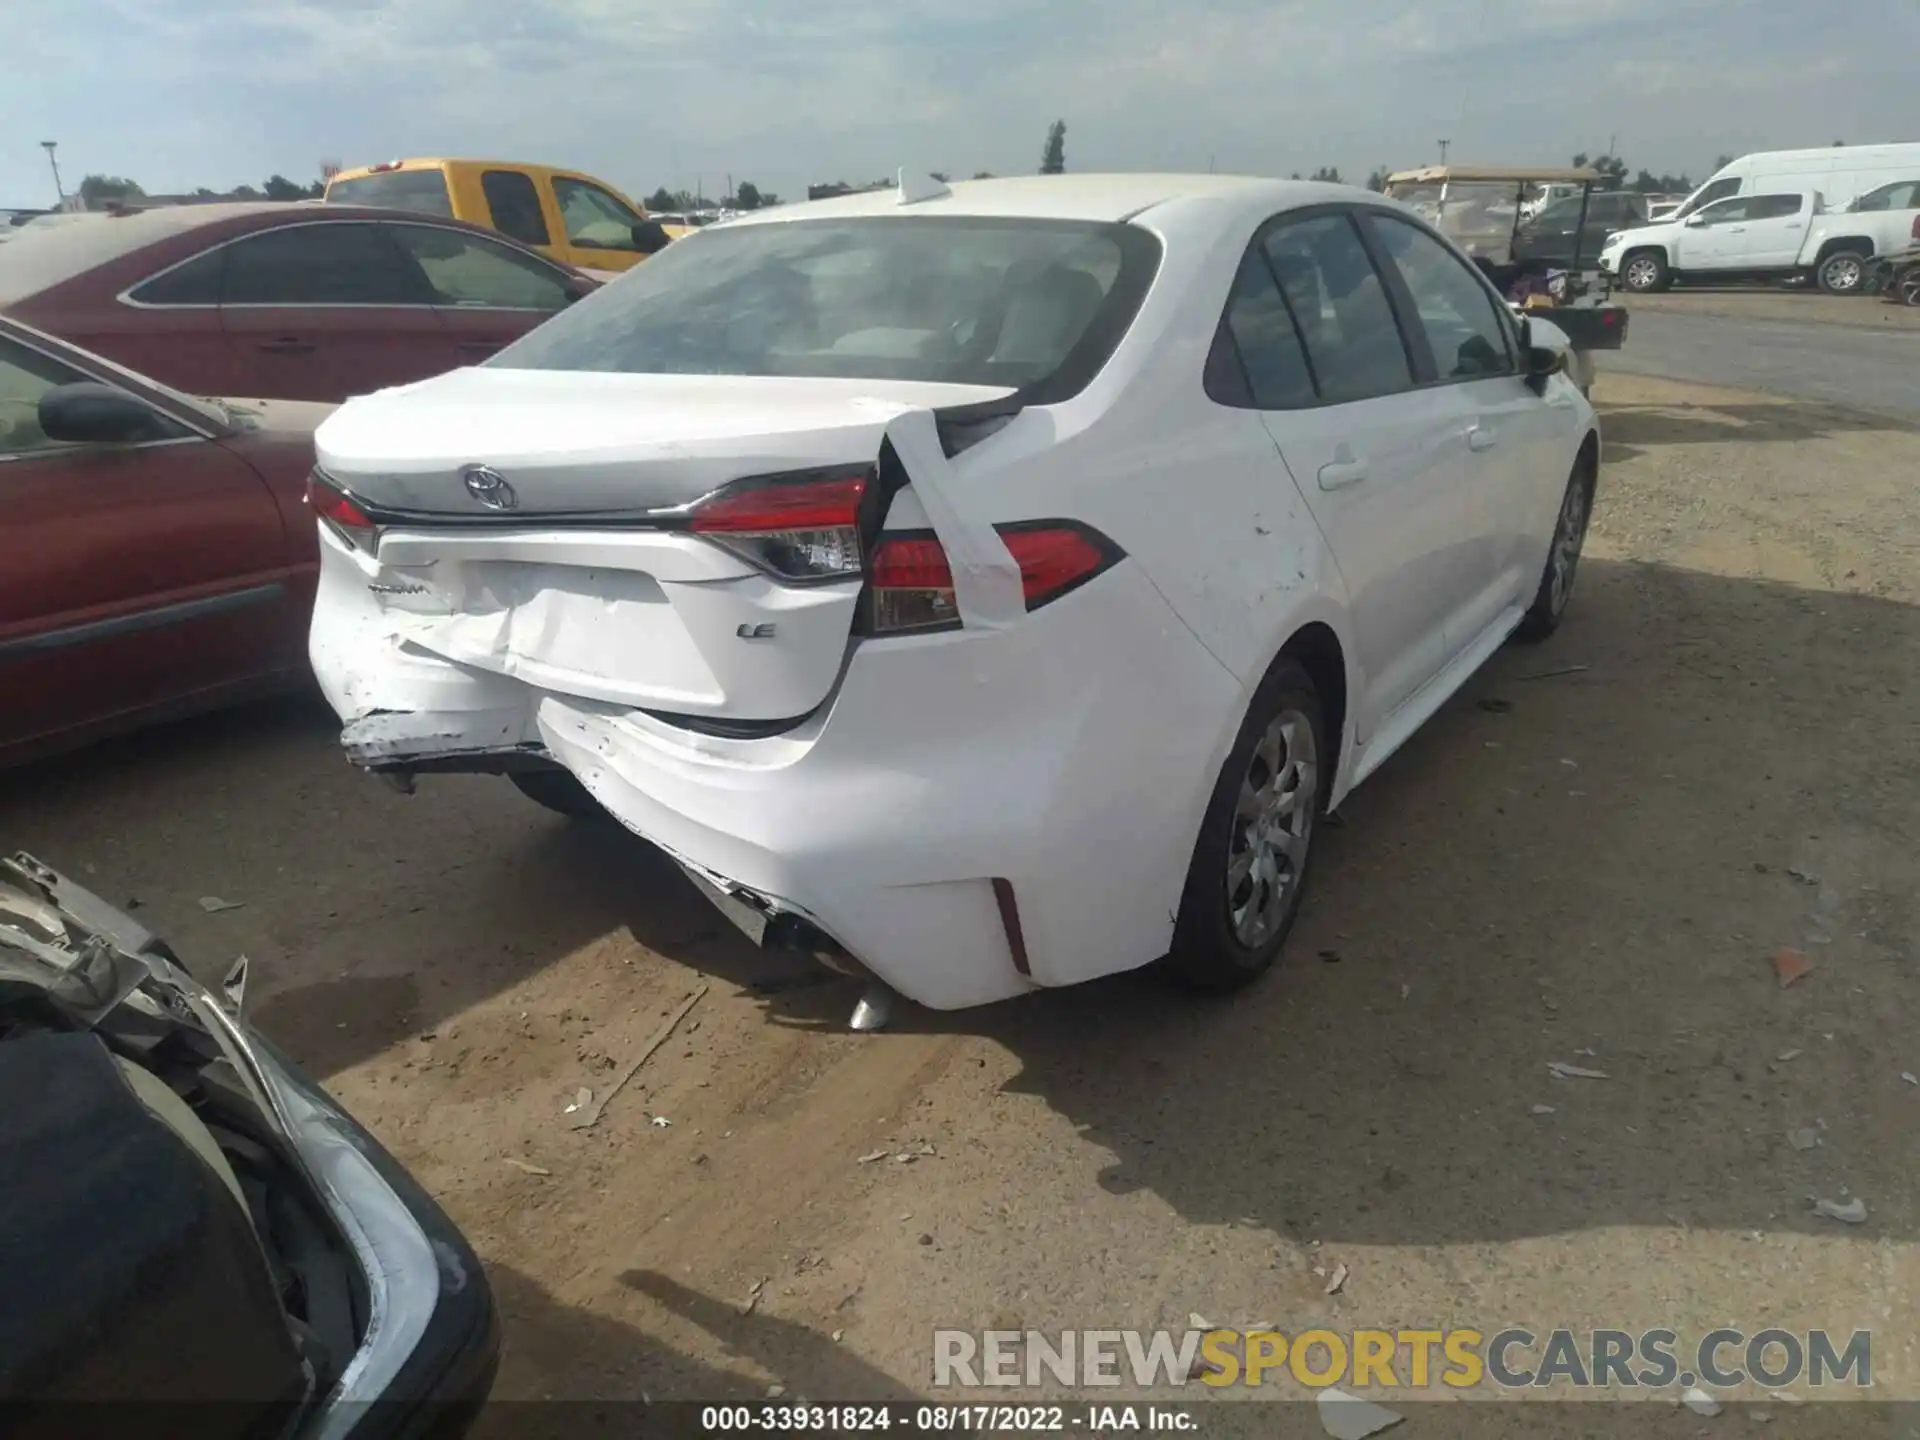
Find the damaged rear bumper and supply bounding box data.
[310,543,1241,1012]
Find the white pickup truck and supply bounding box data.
[1599,179,1920,294]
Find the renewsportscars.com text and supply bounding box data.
[932,1327,1872,1391]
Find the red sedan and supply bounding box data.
[0,202,596,403]
[0,314,326,765]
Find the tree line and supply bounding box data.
[77,173,324,205]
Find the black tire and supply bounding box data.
[508,768,602,818]
[1620,249,1670,293]
[1164,658,1327,991]
[1817,249,1870,295]
[1514,451,1596,643]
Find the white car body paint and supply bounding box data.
[309,174,1600,1011]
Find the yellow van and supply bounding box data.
[323,158,679,274]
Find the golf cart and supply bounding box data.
[1385,165,1630,396]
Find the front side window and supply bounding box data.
[552,178,644,252]
[386,225,572,311]
[1677,177,1741,218]
[1261,214,1413,404]
[1694,197,1753,226]
[1369,215,1513,380]
[1852,180,1919,212]
[481,171,551,247]
[0,335,89,456]
[491,216,1161,396]
[222,223,432,305]
[324,168,455,218]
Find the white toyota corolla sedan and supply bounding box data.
[308,173,1600,1022]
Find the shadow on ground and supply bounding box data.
[5,555,1914,1258]
[1595,399,1916,461]
[570,556,1917,1249]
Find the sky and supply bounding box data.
[5,0,1917,208]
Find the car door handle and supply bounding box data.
[258,338,316,354]
[1317,459,1367,491]
[1467,425,1497,452]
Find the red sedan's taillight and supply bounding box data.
[306,472,377,550]
[867,523,1120,635]
[688,472,868,580]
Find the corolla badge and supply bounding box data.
[461,464,519,512]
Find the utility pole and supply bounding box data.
[1437,138,1451,165]
[40,141,64,205]
[726,172,733,206]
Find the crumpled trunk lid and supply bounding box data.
[313,367,1010,514]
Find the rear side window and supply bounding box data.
[1368,215,1513,380]
[222,223,432,305]
[1212,251,1315,408]
[128,247,224,305]
[324,168,454,217]
[386,224,571,310]
[1261,214,1413,404]
[481,171,551,247]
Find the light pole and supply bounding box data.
[40,141,65,205]
[1437,138,1451,165]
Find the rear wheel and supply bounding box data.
[1621,250,1669,293]
[1818,250,1869,295]
[508,769,602,819]
[1164,659,1326,991]
[1514,452,1596,642]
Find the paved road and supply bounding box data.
[1604,308,1920,419]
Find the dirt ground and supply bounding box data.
[3,370,1917,1427]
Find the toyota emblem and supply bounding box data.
[461,464,519,512]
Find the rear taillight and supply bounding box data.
[689,472,868,580]
[306,472,377,550]
[866,522,1120,635]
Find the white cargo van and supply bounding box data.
[1672,143,1920,219]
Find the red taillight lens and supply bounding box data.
[867,523,1118,635]
[306,472,377,548]
[689,473,867,580]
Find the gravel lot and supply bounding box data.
[4,353,1916,1426]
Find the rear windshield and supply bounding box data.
[325,170,454,217]
[490,216,1162,396]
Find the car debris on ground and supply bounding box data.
[567,985,708,1131]
[1812,1196,1868,1224]
[1547,1060,1610,1079]
[1316,1387,1404,1438]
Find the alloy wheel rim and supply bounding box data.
[1626,257,1658,288]
[1226,711,1317,948]
[1826,257,1862,291]
[1549,477,1591,614]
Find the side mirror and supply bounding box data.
[38,383,176,445]
[629,220,672,256]
[562,273,598,304]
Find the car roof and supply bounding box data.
[1388,166,1603,186]
[0,201,567,305]
[720,173,1348,228]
